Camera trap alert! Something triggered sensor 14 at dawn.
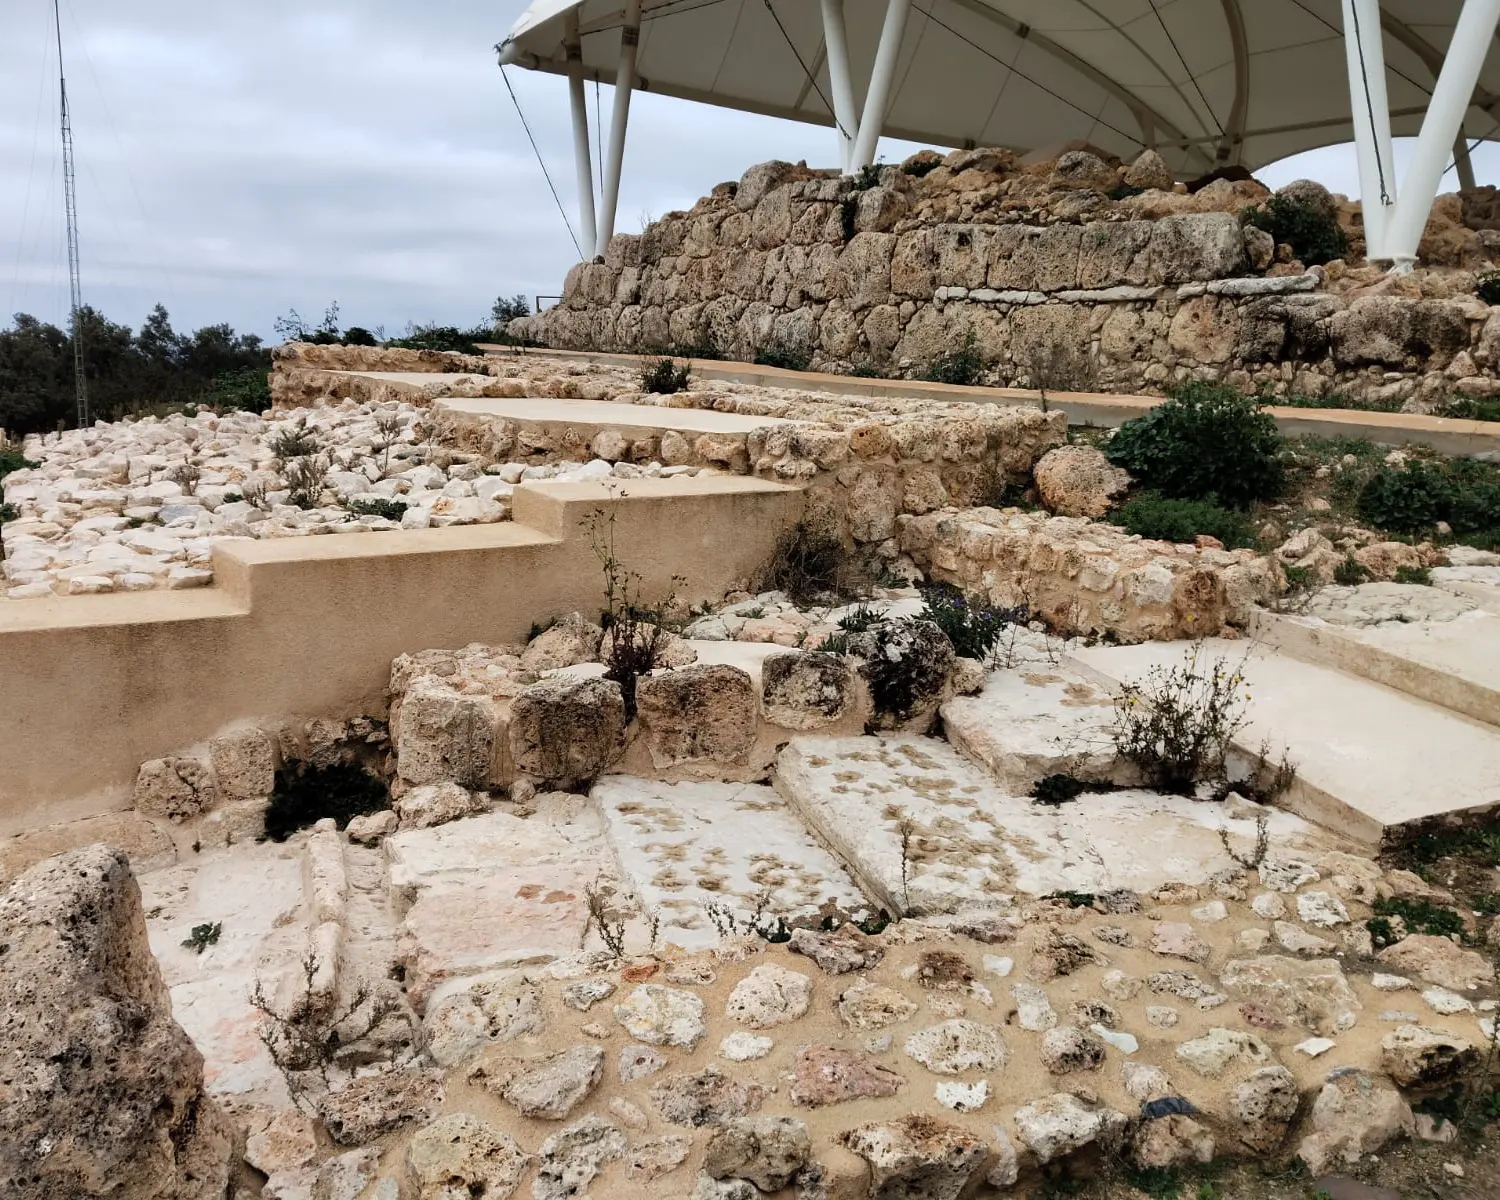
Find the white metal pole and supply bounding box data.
[1340,0,1395,259]
[1384,0,1500,268]
[848,0,911,172]
[1455,130,1478,192]
[565,14,597,261]
[821,0,859,173]
[596,0,643,258]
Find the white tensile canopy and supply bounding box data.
[499,0,1500,268]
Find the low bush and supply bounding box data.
[918,582,1020,660]
[384,324,487,354]
[346,496,408,521]
[1478,270,1500,306]
[1357,457,1500,540]
[922,329,984,387]
[761,520,854,604]
[1111,646,1250,795]
[586,508,682,719]
[640,357,690,395]
[1333,555,1370,586]
[199,366,270,413]
[263,761,389,842]
[0,447,39,483]
[1104,382,1283,509]
[1241,193,1347,266]
[1109,493,1255,549]
[1395,565,1433,586]
[1440,394,1500,423]
[754,341,812,372]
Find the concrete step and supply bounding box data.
[1068,639,1500,851]
[772,734,1338,916]
[591,777,871,949]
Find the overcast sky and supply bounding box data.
[4,0,1499,342]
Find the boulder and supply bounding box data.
[0,846,234,1200]
[1231,1065,1300,1154]
[1148,212,1248,282]
[613,984,708,1048]
[508,675,626,784]
[470,1043,605,1119]
[1297,1069,1413,1174]
[789,1045,905,1106]
[636,665,758,767]
[839,1115,989,1200]
[1377,934,1495,991]
[1033,445,1132,518]
[393,781,487,830]
[1175,1027,1273,1077]
[1012,1093,1128,1165]
[724,964,814,1028]
[319,1067,445,1146]
[395,677,497,788]
[1219,955,1362,1036]
[1380,1025,1478,1089]
[1276,179,1339,222]
[1050,150,1116,192]
[788,925,884,974]
[846,618,956,733]
[406,1113,528,1200]
[761,651,860,729]
[703,1116,812,1191]
[134,756,217,821]
[520,612,604,672]
[209,727,277,798]
[1123,150,1174,192]
[1132,1114,1215,1169]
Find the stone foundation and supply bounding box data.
[515,152,1500,412]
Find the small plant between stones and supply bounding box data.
[181,921,222,954]
[640,356,690,395]
[705,887,792,943]
[1111,644,1251,795]
[760,519,860,605]
[1218,811,1271,869]
[583,877,629,960]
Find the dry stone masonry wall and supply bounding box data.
[517,150,1500,411]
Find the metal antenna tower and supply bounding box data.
[53,0,88,426]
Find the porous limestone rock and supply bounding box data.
[1218,955,1362,1036]
[1039,1025,1107,1074]
[405,1113,528,1200]
[1380,1024,1478,1089]
[1132,1114,1215,1169]
[1175,1027,1274,1077]
[532,1116,627,1200]
[0,846,234,1200]
[393,781,487,830]
[469,1043,605,1119]
[651,1066,766,1126]
[1034,445,1132,518]
[319,1068,445,1146]
[839,981,919,1031]
[395,677,496,788]
[725,963,814,1028]
[209,726,277,799]
[846,618,956,733]
[703,1117,812,1191]
[613,984,708,1047]
[839,1114,989,1200]
[509,675,626,784]
[790,1045,905,1106]
[1297,1069,1413,1174]
[1012,1093,1128,1165]
[1230,1065,1301,1154]
[636,664,758,766]
[760,651,859,729]
[788,925,885,974]
[520,612,604,673]
[1377,935,1496,991]
[903,1019,1007,1074]
[134,756,217,821]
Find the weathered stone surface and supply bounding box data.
[839,981,919,1030]
[423,975,546,1067]
[406,1113,528,1200]
[703,1116,811,1191]
[0,846,234,1200]
[1133,1114,1215,1169]
[1175,1027,1273,1077]
[847,618,956,733]
[1013,1093,1128,1165]
[520,612,603,672]
[651,1066,766,1127]
[1377,935,1496,991]
[618,1041,668,1082]
[395,677,496,788]
[627,1134,693,1181]
[790,1045,905,1106]
[470,1043,605,1119]
[0,811,177,882]
[1297,1070,1413,1175]
[1151,922,1211,963]
[1231,1065,1300,1154]
[1380,1024,1478,1089]
[840,1114,989,1200]
[394,781,487,830]
[1034,445,1132,518]
[903,1019,1006,1075]
[533,1116,627,1200]
[788,925,885,974]
[1219,955,1361,1036]
[761,651,859,729]
[614,984,708,1047]
[636,665,758,766]
[1124,149,1174,191]
[209,727,277,798]
[509,675,626,783]
[134,756,216,820]
[319,1067,445,1146]
[1039,1025,1107,1074]
[345,809,399,846]
[725,963,814,1028]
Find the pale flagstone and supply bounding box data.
[775,735,1333,913]
[591,777,869,949]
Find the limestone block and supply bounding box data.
[835,232,896,311]
[508,676,625,785]
[520,612,604,673]
[1147,212,1247,283]
[1124,149,1173,191]
[1050,150,1116,191]
[636,665,757,767]
[394,781,488,830]
[1034,445,1131,518]
[1297,1069,1412,1174]
[839,1115,988,1200]
[761,651,860,730]
[406,1113,527,1200]
[395,677,497,788]
[209,726,277,799]
[0,846,235,1199]
[134,755,217,821]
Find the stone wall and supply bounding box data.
[517,151,1500,411]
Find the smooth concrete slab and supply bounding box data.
[772,736,1335,916]
[1069,639,1500,849]
[592,777,869,949]
[437,393,793,435]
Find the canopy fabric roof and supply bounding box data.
[500,0,1500,178]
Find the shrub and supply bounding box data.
[1111,646,1250,795]
[347,496,408,521]
[1032,774,1089,806]
[1352,458,1500,536]
[1478,270,1500,306]
[1110,493,1255,549]
[284,455,330,509]
[640,357,690,395]
[0,448,39,483]
[754,341,811,372]
[902,157,942,179]
[491,293,531,326]
[385,324,489,354]
[922,329,984,387]
[918,582,1019,660]
[1440,394,1500,423]
[268,420,323,462]
[1395,564,1432,586]
[1241,194,1347,266]
[1333,555,1370,586]
[1104,383,1283,508]
[181,922,222,953]
[341,326,378,347]
[586,508,682,719]
[847,619,953,725]
[199,366,270,413]
[263,761,388,841]
[761,520,853,604]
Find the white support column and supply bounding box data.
[1341,0,1396,259]
[1383,0,1500,269]
[821,0,859,173]
[564,14,597,261]
[848,0,911,172]
[1455,130,1478,192]
[596,0,642,258]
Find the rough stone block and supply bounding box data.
[636,665,757,767]
[508,676,626,784]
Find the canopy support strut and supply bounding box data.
[821,0,858,173]
[564,13,597,260]
[1342,0,1498,271]
[848,0,911,172]
[596,0,642,258]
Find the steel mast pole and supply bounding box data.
[54,0,88,426]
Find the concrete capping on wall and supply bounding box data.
[0,475,804,834]
[483,345,1500,460]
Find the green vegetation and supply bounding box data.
[1032,774,1090,806]
[384,325,487,354]
[1406,821,1500,866]
[346,497,408,521]
[922,328,985,387]
[918,581,1018,660]
[1478,269,1500,306]
[1111,646,1249,795]
[640,357,691,395]
[1333,555,1370,586]
[1110,492,1256,548]
[263,762,388,842]
[840,163,883,242]
[1442,394,1500,422]
[1395,564,1433,586]
[181,922,222,954]
[1241,193,1348,266]
[1369,896,1468,943]
[1105,382,1282,509]
[1042,888,1096,908]
[1356,456,1500,545]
